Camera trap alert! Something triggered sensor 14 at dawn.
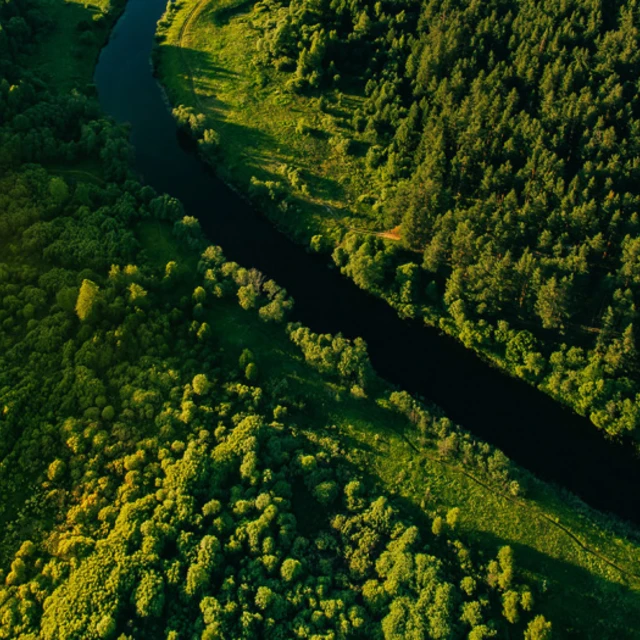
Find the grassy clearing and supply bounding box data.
[138,220,199,272]
[29,0,123,92]
[29,0,124,187]
[48,161,106,185]
[156,0,388,244]
[142,221,640,638]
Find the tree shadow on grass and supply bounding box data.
[350,448,640,639]
[164,44,360,229]
[208,293,640,639]
[171,45,240,112]
[28,0,117,92]
[468,529,640,639]
[288,367,640,638]
[286,409,640,640]
[178,45,240,80]
[303,170,346,203]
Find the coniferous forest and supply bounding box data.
[1,0,640,638]
[157,0,640,438]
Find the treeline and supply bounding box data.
[242,0,640,437]
[0,2,558,638]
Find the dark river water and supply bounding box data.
[95,0,640,525]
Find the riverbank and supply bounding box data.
[105,0,640,531]
[28,0,126,92]
[154,0,373,242]
[154,0,640,442]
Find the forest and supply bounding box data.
[1,0,640,637]
[156,0,640,439]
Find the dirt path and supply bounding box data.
[398,430,640,584]
[176,0,210,111]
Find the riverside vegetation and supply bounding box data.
[156,0,640,440]
[1,0,640,637]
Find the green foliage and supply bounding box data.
[238,284,257,309]
[288,324,373,388]
[244,362,258,382]
[49,177,69,205]
[525,615,553,640]
[0,3,639,639]
[312,479,338,505]
[280,558,302,582]
[193,373,210,395]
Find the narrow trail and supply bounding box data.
[321,204,404,243]
[176,0,210,112]
[51,168,106,185]
[397,428,640,584]
[346,225,402,241]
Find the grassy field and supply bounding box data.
[156,0,391,245]
[29,0,125,92]
[140,220,640,639]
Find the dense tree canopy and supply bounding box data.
[6,0,640,637]
[0,160,545,636]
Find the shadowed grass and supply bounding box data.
[156,0,386,245]
[29,0,124,92]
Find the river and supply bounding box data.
[94,0,640,525]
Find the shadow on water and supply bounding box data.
[95,0,640,526]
